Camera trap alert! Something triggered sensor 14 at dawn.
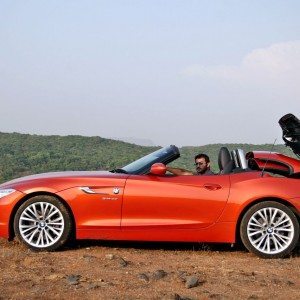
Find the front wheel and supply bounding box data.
[14,195,72,251]
[240,201,299,258]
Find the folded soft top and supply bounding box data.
[279,113,300,157]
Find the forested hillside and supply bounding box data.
[0,132,296,183]
[0,132,158,183]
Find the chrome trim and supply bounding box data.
[231,150,239,168]
[236,148,248,169]
[79,187,108,195]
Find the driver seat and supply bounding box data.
[218,147,234,174]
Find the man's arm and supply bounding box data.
[166,166,193,175]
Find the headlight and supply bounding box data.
[0,189,16,199]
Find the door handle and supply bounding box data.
[203,184,222,191]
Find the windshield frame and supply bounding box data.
[119,145,180,175]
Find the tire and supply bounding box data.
[14,195,72,251]
[240,201,299,258]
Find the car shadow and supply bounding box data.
[66,239,243,253]
[64,239,300,258]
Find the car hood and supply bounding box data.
[0,170,129,193]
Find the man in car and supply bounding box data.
[167,153,214,176]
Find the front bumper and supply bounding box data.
[0,190,26,238]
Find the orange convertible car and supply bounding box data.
[0,114,300,258]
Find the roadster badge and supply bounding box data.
[113,188,120,194]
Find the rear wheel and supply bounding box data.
[14,195,72,251]
[240,201,299,258]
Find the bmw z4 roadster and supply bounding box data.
[0,114,300,258]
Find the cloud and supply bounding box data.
[182,40,300,86]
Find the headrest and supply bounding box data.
[218,147,234,174]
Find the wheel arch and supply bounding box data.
[8,191,76,240]
[235,197,300,244]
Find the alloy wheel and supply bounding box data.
[18,201,65,248]
[247,207,294,254]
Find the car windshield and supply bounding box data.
[111,145,180,175]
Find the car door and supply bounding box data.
[56,174,127,232]
[121,174,230,231]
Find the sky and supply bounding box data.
[0,1,299,146]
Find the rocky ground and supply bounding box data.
[0,239,299,300]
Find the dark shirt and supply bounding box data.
[197,169,215,176]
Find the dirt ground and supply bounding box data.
[0,239,299,300]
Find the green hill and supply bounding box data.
[0,132,158,183]
[0,132,296,183]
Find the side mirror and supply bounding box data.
[150,163,167,176]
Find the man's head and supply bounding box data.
[194,153,210,175]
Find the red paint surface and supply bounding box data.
[0,166,299,243]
